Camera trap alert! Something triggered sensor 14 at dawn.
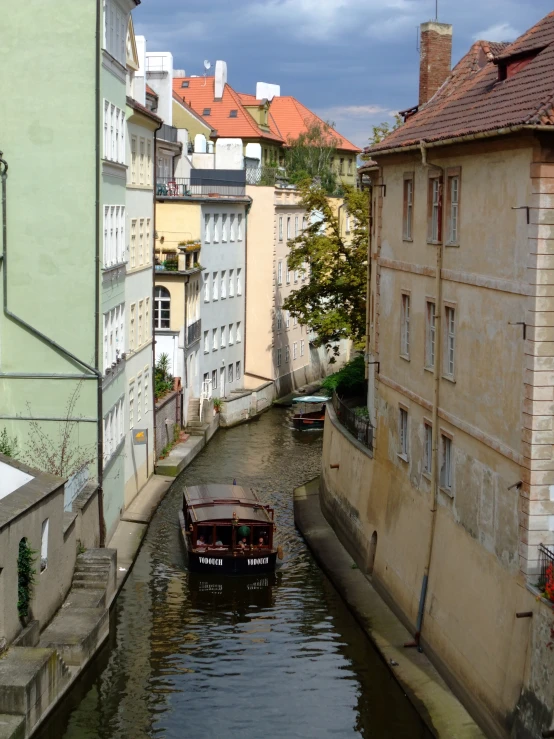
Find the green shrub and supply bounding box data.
[0,427,18,458]
[321,355,366,397]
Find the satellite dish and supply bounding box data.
[204,60,211,71]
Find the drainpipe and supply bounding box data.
[243,197,252,380]
[365,181,374,377]
[413,140,444,648]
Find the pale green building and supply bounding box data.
[0,0,142,542]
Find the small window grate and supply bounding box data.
[203,107,211,116]
[181,81,189,88]
[229,109,238,118]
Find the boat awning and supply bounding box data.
[184,484,273,524]
[292,396,329,404]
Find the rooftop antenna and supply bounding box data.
[203,59,211,87]
[435,0,438,21]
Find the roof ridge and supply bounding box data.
[226,83,265,137]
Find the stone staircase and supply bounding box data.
[186,397,205,436]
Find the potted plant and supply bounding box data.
[213,397,222,413]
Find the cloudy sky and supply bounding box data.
[134,0,552,148]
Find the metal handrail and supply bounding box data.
[332,391,373,451]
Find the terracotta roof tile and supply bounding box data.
[145,84,157,97]
[268,96,360,153]
[366,12,554,155]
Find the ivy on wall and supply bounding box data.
[17,538,36,622]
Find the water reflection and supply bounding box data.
[37,409,431,739]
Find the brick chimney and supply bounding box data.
[419,21,452,106]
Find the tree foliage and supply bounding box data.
[284,120,340,195]
[0,427,19,458]
[321,355,366,396]
[283,180,368,356]
[365,115,403,149]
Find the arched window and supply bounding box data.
[154,286,170,329]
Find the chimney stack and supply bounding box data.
[419,21,452,106]
[214,60,227,100]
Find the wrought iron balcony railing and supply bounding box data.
[187,319,201,346]
[332,392,373,451]
[156,177,245,198]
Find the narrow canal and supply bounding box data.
[38,408,431,739]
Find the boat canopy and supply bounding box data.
[292,395,329,404]
[184,484,273,524]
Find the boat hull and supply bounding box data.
[292,413,325,430]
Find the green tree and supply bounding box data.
[365,114,403,149]
[283,180,368,356]
[0,427,18,458]
[284,120,340,195]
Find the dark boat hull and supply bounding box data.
[179,511,278,574]
[292,411,325,430]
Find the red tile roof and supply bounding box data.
[268,96,360,153]
[366,12,554,155]
[145,84,158,97]
[172,91,217,133]
[172,77,282,142]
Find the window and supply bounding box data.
[212,272,218,300]
[146,140,152,186]
[440,434,453,492]
[131,136,137,184]
[425,301,436,368]
[40,518,49,573]
[130,303,136,351]
[129,382,134,430]
[137,374,142,422]
[236,361,241,380]
[213,214,219,242]
[222,214,228,242]
[278,216,283,241]
[444,306,456,377]
[144,371,149,415]
[237,214,243,240]
[230,214,236,241]
[286,261,291,285]
[348,158,352,174]
[424,424,432,475]
[145,298,150,340]
[229,269,234,297]
[285,346,290,363]
[221,270,226,299]
[339,158,344,175]
[287,217,291,240]
[212,328,218,351]
[103,101,125,164]
[277,348,282,367]
[204,273,210,302]
[277,261,283,285]
[294,270,299,284]
[154,286,170,329]
[212,369,218,389]
[276,310,282,330]
[236,321,241,342]
[345,211,351,234]
[237,268,242,295]
[139,138,145,184]
[400,294,410,358]
[228,324,234,345]
[204,330,209,353]
[130,219,137,268]
[293,342,297,359]
[302,216,307,231]
[428,176,442,242]
[300,339,305,356]
[103,205,126,267]
[228,363,233,383]
[285,311,290,329]
[145,219,151,264]
[295,216,299,237]
[203,107,211,116]
[403,175,414,240]
[102,303,125,372]
[446,171,461,245]
[205,213,211,243]
[138,300,144,347]
[399,408,408,459]
[221,325,226,347]
[138,219,144,266]
[103,0,126,65]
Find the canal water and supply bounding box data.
[37,408,431,739]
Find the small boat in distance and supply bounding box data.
[179,484,279,574]
[291,395,328,430]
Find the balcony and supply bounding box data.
[156,175,246,199]
[187,319,201,346]
[158,123,178,143]
[245,166,288,186]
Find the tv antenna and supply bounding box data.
[203,59,211,86]
[435,0,438,20]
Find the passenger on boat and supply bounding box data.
[258,537,265,548]
[238,537,248,549]
[196,535,207,547]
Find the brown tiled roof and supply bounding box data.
[126,96,163,124]
[366,12,554,155]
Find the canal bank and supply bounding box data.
[35,408,433,739]
[294,478,484,739]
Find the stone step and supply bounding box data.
[39,607,109,667]
[188,399,200,407]
[72,577,108,590]
[0,713,25,739]
[74,563,108,575]
[72,570,108,582]
[0,647,71,734]
[186,420,203,428]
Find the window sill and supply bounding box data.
[402,237,413,243]
[427,240,442,246]
[439,486,454,499]
[397,453,409,463]
[442,374,456,384]
[445,242,460,248]
[400,353,410,362]
[424,365,434,374]
[422,471,431,481]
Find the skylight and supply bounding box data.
[181,81,189,88]
[203,108,211,116]
[229,110,238,118]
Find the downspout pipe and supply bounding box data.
[414,140,444,647]
[243,197,252,381]
[152,118,163,461]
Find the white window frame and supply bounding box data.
[278,216,283,241]
[277,348,282,367]
[212,328,218,351]
[229,269,234,297]
[154,286,170,330]
[237,268,242,296]
[237,214,243,241]
[228,324,234,345]
[230,214,236,241]
[444,306,456,377]
[277,261,283,285]
[212,272,218,301]
[204,273,210,302]
[440,434,453,493]
[399,408,408,460]
[205,213,211,243]
[300,339,305,357]
[220,325,226,348]
[400,293,410,358]
[448,176,460,244]
[204,330,209,353]
[236,361,241,380]
[236,321,241,342]
[425,301,435,369]
[424,423,432,475]
[221,270,226,299]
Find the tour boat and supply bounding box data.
[179,483,280,574]
[291,395,328,430]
